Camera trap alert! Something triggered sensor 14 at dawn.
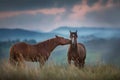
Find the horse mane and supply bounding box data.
[33,37,58,53]
[35,38,56,46]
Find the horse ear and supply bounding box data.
[76,30,77,33]
[55,35,59,38]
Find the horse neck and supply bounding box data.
[70,43,77,49]
[37,38,59,53]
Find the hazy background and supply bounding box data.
[0,0,120,66]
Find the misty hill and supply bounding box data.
[0,27,120,42]
[0,28,54,41]
[52,26,120,42]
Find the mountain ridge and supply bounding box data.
[0,27,120,42]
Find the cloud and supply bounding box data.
[0,0,120,31]
[36,8,66,15]
[0,8,66,19]
[69,0,116,20]
[0,13,63,32]
[0,0,81,11]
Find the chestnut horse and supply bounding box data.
[9,35,71,67]
[68,31,86,68]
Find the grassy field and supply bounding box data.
[0,62,120,80]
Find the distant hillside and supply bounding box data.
[0,28,54,41]
[0,27,120,42]
[51,26,120,41]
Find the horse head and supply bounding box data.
[55,35,71,45]
[69,30,78,47]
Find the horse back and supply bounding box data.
[12,42,28,51]
[10,42,32,58]
[78,43,86,50]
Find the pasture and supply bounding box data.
[0,62,120,80]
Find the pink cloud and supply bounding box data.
[36,8,65,15]
[0,8,66,19]
[69,0,90,19]
[69,0,115,20]
[0,11,21,19]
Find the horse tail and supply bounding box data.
[9,46,16,66]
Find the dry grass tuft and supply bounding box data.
[0,62,120,80]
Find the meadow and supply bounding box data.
[0,62,120,80]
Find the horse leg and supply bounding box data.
[68,56,71,65]
[81,60,85,68]
[74,59,79,67]
[74,58,83,68]
[80,57,86,68]
[9,57,17,67]
[39,57,45,68]
[78,59,85,68]
[17,53,25,68]
[74,61,77,67]
[39,61,45,68]
[9,51,17,66]
[18,60,25,68]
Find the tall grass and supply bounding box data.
[0,62,120,80]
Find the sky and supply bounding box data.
[0,0,120,32]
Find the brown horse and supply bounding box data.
[9,35,71,67]
[68,31,86,68]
